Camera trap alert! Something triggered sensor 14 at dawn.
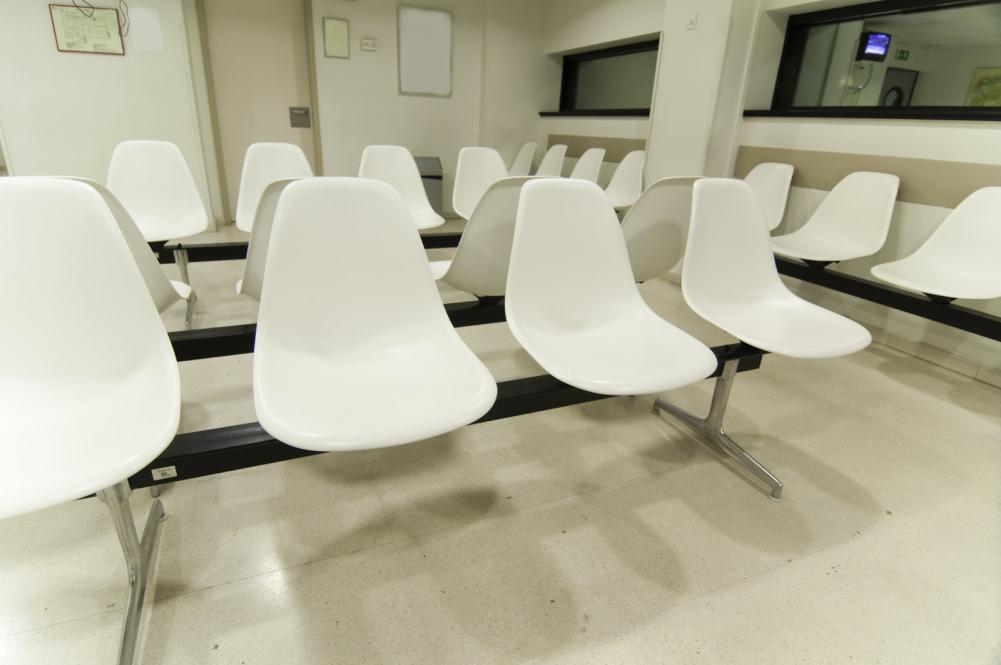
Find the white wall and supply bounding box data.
[543,0,664,55]
[311,0,486,213]
[0,0,218,219]
[201,0,317,218]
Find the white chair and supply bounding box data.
[358,145,445,230]
[871,187,1001,301]
[535,144,567,177]
[743,162,794,231]
[569,147,606,183]
[653,179,872,499]
[604,150,646,210]
[452,147,508,221]
[254,178,497,451]
[508,142,537,176]
[505,178,717,396]
[237,178,297,301]
[65,178,197,329]
[235,142,313,232]
[107,140,210,288]
[771,171,899,265]
[432,176,537,298]
[621,176,700,283]
[0,177,180,665]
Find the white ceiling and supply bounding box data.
[866,3,1001,50]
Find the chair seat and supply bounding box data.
[430,260,452,280]
[692,289,871,359]
[255,333,496,452]
[412,207,445,230]
[512,308,717,395]
[171,280,192,300]
[137,210,208,243]
[0,368,179,519]
[871,256,1001,301]
[771,231,872,262]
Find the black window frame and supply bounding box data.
[748,0,1001,121]
[541,39,660,117]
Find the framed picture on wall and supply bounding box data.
[966,67,1001,107]
[49,4,124,55]
[323,18,350,58]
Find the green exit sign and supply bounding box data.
[896,49,911,61]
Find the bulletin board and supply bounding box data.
[398,6,452,97]
[49,4,125,55]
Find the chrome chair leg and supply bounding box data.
[653,358,783,499]
[172,247,191,285]
[183,289,197,330]
[97,480,166,665]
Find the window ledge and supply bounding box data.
[540,109,650,118]
[744,108,1001,122]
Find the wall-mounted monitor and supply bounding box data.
[856,31,891,62]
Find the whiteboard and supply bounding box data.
[398,6,452,97]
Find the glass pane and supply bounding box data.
[573,49,658,110]
[790,2,1001,107]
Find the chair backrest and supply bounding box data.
[445,176,536,297]
[507,179,645,336]
[64,177,181,313]
[604,150,646,209]
[800,171,899,253]
[452,147,508,220]
[106,140,208,242]
[508,142,537,176]
[911,186,1001,270]
[684,178,787,311]
[358,145,436,221]
[240,178,297,301]
[0,177,178,422]
[621,176,699,283]
[258,178,456,358]
[743,162,794,231]
[569,148,606,183]
[536,144,567,177]
[235,143,313,232]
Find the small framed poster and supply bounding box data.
[323,18,350,58]
[49,4,125,55]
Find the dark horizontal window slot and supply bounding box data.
[539,109,651,117]
[557,39,659,115]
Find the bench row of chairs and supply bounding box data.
[0,172,869,664]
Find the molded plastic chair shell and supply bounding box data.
[604,150,646,210]
[621,176,699,283]
[743,162,793,231]
[871,186,1001,300]
[434,176,536,297]
[452,147,508,220]
[253,178,496,451]
[505,179,717,395]
[64,178,188,313]
[535,144,567,177]
[508,142,537,176]
[0,178,180,520]
[358,145,445,230]
[239,178,297,301]
[569,148,606,183]
[106,140,209,242]
[771,171,899,262]
[686,179,871,358]
[235,142,313,232]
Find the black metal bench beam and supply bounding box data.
[153,232,463,264]
[130,342,763,489]
[775,257,1001,344]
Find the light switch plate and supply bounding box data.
[360,37,379,51]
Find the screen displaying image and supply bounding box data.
[857,32,891,61]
